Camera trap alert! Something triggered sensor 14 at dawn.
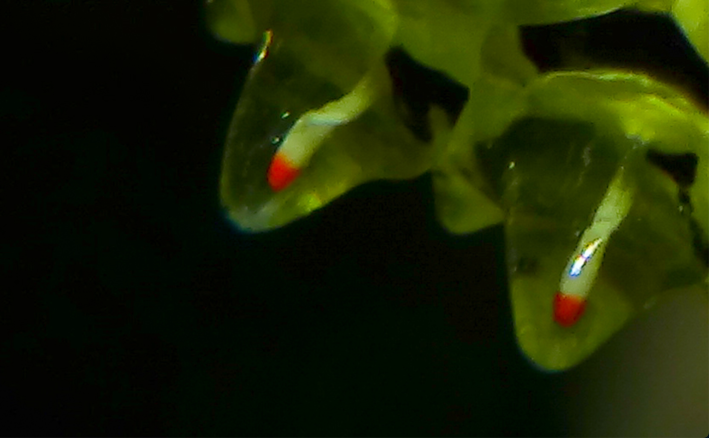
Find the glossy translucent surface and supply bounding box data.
[220,33,437,231]
[209,0,708,370]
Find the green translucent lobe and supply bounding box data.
[211,0,708,370]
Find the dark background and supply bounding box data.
[2,2,707,436]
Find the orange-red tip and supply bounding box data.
[267,153,300,192]
[554,292,586,327]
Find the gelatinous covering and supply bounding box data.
[207,0,708,370]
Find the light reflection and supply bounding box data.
[254,29,273,64]
[569,238,602,277]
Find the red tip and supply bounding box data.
[554,292,586,327]
[267,153,300,191]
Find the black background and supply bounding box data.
[2,2,707,436]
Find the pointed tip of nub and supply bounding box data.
[267,153,300,192]
[554,292,586,327]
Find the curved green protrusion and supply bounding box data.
[208,0,708,370]
[495,72,708,369]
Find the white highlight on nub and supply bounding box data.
[569,238,602,277]
[559,167,634,299]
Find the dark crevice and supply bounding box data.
[385,47,469,142]
[645,149,698,187]
[645,150,707,266]
[689,217,709,267]
[521,9,709,108]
